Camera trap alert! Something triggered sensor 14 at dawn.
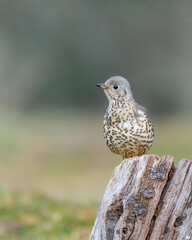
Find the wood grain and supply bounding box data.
[90,155,192,240]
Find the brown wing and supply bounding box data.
[134,102,148,118]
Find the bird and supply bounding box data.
[96,76,154,159]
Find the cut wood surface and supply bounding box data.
[89,155,192,240]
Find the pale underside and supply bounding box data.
[103,102,154,158]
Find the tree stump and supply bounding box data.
[89,155,192,240]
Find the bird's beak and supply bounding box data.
[96,83,108,89]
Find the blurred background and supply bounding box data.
[0,0,191,239]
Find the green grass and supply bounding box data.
[0,190,97,240]
[0,111,191,239]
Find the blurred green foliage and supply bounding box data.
[0,1,191,114]
[0,112,191,200]
[0,190,96,240]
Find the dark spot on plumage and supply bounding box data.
[106,115,112,126]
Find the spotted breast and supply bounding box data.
[97,76,154,159]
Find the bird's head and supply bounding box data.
[96,76,134,103]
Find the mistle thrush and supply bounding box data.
[96,76,154,159]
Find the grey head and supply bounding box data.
[96,76,134,103]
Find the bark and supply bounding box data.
[89,155,192,240]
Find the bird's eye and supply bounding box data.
[114,85,118,89]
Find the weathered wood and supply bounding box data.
[90,155,192,240]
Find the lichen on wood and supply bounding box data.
[90,155,192,240]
